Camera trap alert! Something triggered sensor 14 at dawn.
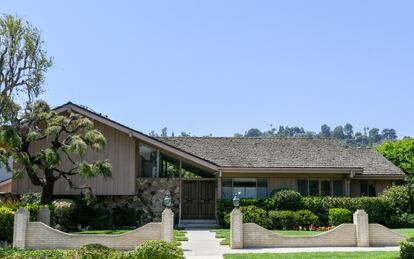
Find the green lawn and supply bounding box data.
[73,229,188,246]
[212,228,413,246]
[224,251,399,259]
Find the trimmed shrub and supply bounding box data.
[381,185,410,215]
[72,196,112,230]
[52,199,76,230]
[112,204,140,228]
[303,196,392,225]
[264,189,303,211]
[268,210,296,230]
[295,209,319,227]
[73,243,116,259]
[328,208,352,226]
[126,240,183,259]
[389,213,414,228]
[0,207,14,242]
[0,249,68,259]
[240,205,269,228]
[400,240,414,259]
[216,198,266,227]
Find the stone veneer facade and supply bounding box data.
[101,178,180,225]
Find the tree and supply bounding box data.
[344,123,354,139]
[377,138,414,212]
[382,128,397,140]
[0,101,111,204]
[0,15,52,123]
[161,127,168,137]
[245,128,262,137]
[332,126,345,139]
[320,124,331,137]
[368,128,382,144]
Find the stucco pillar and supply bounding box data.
[161,208,174,243]
[353,209,369,247]
[230,208,243,249]
[37,207,51,226]
[13,208,29,249]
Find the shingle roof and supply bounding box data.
[348,147,404,175]
[158,137,404,175]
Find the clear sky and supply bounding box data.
[2,1,413,137]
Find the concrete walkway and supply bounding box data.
[181,229,400,259]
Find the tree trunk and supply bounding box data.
[40,169,55,204]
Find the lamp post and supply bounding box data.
[233,192,241,208]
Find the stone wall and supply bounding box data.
[13,207,174,250]
[100,178,179,225]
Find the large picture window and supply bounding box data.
[222,178,268,199]
[139,143,179,178]
[297,179,344,197]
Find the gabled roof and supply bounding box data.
[348,147,405,176]
[158,137,405,176]
[53,102,219,171]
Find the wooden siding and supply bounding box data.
[12,120,136,195]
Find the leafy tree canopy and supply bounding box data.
[0,15,52,123]
[0,100,112,203]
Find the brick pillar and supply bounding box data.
[161,208,174,242]
[37,207,51,226]
[353,209,369,247]
[13,208,30,249]
[230,208,243,249]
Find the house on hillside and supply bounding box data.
[12,102,405,224]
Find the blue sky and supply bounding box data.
[2,1,413,137]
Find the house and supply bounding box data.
[0,164,12,194]
[12,102,405,223]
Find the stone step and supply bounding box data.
[178,220,220,229]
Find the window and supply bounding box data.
[297,180,308,196]
[333,180,344,196]
[139,144,157,177]
[221,178,268,199]
[159,154,179,178]
[297,179,344,196]
[360,181,376,197]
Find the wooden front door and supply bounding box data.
[182,180,215,219]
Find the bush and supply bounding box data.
[390,213,414,228]
[216,198,266,227]
[328,208,352,226]
[400,240,414,259]
[20,192,41,205]
[0,207,14,242]
[126,240,183,259]
[381,185,410,215]
[72,196,112,230]
[73,244,116,259]
[268,210,296,230]
[264,189,303,211]
[0,249,68,259]
[240,205,269,228]
[112,204,140,228]
[52,199,76,230]
[303,196,392,225]
[295,209,319,227]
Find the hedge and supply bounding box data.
[328,208,352,226]
[217,185,410,228]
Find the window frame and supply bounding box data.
[297,179,344,197]
[221,178,268,199]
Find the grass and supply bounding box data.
[392,228,414,238]
[212,228,414,246]
[224,251,400,259]
[72,229,188,246]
